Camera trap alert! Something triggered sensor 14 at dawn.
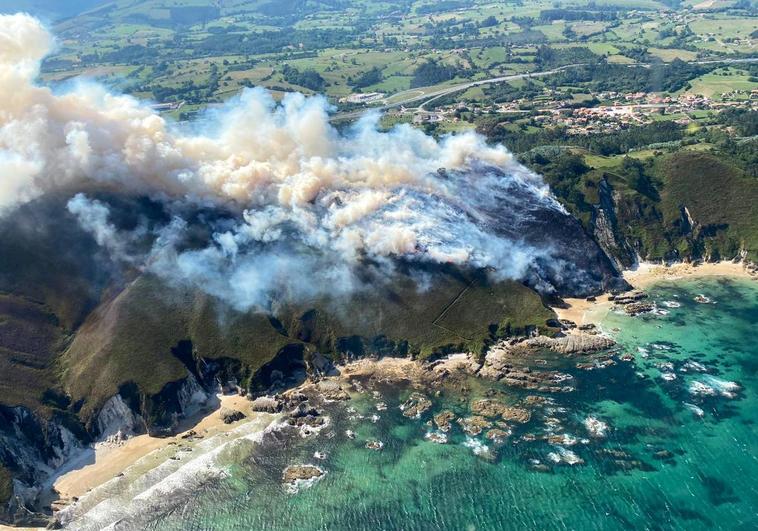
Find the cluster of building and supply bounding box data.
[338,92,385,104]
[400,85,757,134]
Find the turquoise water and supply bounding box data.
[72,278,758,530]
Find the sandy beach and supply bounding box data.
[51,393,265,505]
[552,294,612,326]
[622,260,755,288]
[553,261,756,325]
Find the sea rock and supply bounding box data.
[250,396,282,413]
[583,416,608,438]
[623,301,655,315]
[560,319,577,329]
[524,334,616,355]
[457,416,491,436]
[599,448,630,459]
[365,440,384,451]
[321,388,350,401]
[399,393,432,419]
[283,464,324,483]
[433,410,455,432]
[219,408,246,424]
[610,291,647,304]
[470,399,508,418]
[290,402,320,418]
[284,398,325,436]
[524,395,551,407]
[547,434,578,446]
[485,428,511,443]
[547,447,584,466]
[282,464,325,492]
[425,431,448,444]
[501,407,531,424]
[282,391,308,408]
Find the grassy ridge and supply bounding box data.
[533,149,758,264]
[61,275,295,423]
[659,152,758,261]
[609,151,758,262]
[61,268,556,422]
[0,294,61,414]
[282,267,556,360]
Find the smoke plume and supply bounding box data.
[0,13,577,310]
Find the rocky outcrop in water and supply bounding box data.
[457,416,491,436]
[400,393,432,419]
[282,464,325,489]
[433,411,455,432]
[523,334,616,355]
[610,291,656,315]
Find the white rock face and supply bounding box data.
[96,394,144,440]
[176,374,211,417]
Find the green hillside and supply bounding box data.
[62,269,556,425]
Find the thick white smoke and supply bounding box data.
[1,14,568,310]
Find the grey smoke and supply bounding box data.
[1,13,583,310]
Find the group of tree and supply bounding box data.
[544,59,713,94]
[476,118,685,156]
[410,60,463,88]
[281,64,326,91]
[350,67,383,89]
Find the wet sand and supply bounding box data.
[51,394,262,504]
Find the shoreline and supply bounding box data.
[8,261,755,529]
[554,260,756,325]
[621,260,755,288]
[49,393,272,509]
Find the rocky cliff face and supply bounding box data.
[0,372,219,525]
[0,407,84,526]
[590,178,637,271]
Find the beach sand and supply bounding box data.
[553,294,613,326]
[51,393,262,504]
[553,261,756,325]
[622,260,755,288]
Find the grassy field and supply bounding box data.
[684,67,756,98]
[24,0,755,110]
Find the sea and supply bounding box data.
[61,277,758,530]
